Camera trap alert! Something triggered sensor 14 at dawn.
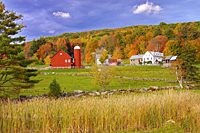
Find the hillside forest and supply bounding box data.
[25,21,200,65]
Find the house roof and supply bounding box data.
[170,56,178,61]
[109,59,117,62]
[130,55,144,60]
[148,51,163,57]
[51,49,72,59]
[165,56,173,60]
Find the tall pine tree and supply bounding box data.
[0,2,39,92]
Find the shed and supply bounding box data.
[108,59,122,66]
[162,56,173,63]
[130,55,144,65]
[170,56,178,62]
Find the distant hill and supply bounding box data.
[25,21,200,64]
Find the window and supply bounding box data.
[65,59,67,63]
[147,58,149,60]
[60,53,62,55]
[68,59,70,63]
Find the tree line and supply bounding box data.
[25,21,200,65]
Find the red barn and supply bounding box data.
[51,49,72,69]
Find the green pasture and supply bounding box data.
[39,65,176,80]
[121,59,130,64]
[28,64,49,68]
[16,74,180,97]
[114,65,176,80]
[2,65,198,98]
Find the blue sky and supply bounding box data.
[2,0,200,42]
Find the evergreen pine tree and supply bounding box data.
[49,79,61,96]
[0,2,39,91]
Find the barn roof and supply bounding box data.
[51,49,72,59]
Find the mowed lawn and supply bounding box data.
[18,74,180,97]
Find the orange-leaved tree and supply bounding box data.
[112,47,122,59]
[85,52,92,64]
[150,35,168,52]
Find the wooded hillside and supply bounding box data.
[25,21,200,65]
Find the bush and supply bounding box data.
[147,61,152,64]
[143,61,146,65]
[139,62,142,65]
[49,79,61,96]
[159,62,163,66]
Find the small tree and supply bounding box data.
[171,59,186,89]
[49,79,61,96]
[91,64,115,91]
[99,49,108,65]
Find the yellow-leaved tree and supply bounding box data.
[91,64,115,91]
[99,49,108,64]
[44,56,51,65]
[31,53,39,65]
[163,40,180,56]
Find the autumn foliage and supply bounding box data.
[24,21,200,64]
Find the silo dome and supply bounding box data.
[74,46,80,49]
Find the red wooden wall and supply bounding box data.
[51,49,72,68]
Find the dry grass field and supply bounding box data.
[1,90,200,132]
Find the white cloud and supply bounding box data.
[133,1,162,15]
[49,30,55,34]
[53,11,71,18]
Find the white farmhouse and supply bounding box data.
[142,51,163,64]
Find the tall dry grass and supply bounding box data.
[1,90,200,132]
